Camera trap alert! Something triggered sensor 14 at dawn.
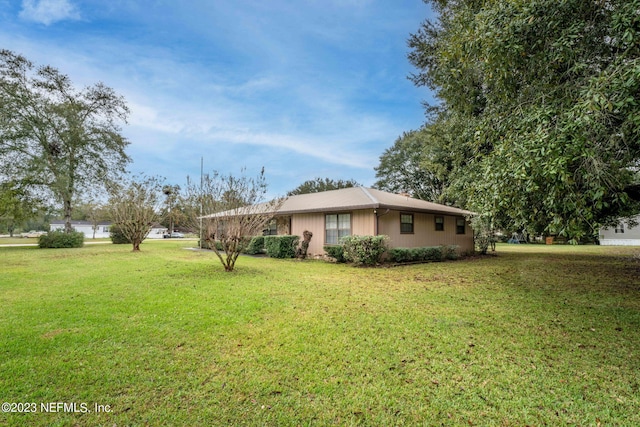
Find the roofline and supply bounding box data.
[202,187,474,219]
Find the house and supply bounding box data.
[50,220,169,240]
[204,187,474,256]
[147,223,168,239]
[50,220,112,239]
[599,216,640,246]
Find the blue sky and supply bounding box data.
[0,0,435,197]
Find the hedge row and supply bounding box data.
[38,230,84,248]
[387,245,459,263]
[200,235,300,259]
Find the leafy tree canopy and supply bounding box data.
[0,181,44,236]
[374,129,446,202]
[408,0,640,241]
[288,177,361,196]
[0,49,130,233]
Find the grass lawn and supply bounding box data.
[0,237,40,245]
[1,241,639,426]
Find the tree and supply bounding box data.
[287,177,360,196]
[0,50,130,233]
[408,0,640,241]
[0,181,43,236]
[374,129,445,202]
[108,176,163,252]
[185,168,285,272]
[162,184,183,235]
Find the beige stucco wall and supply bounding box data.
[286,208,473,255]
[377,210,474,253]
[289,209,375,255]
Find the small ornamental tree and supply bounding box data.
[108,175,163,252]
[185,168,285,272]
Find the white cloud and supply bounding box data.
[19,0,80,25]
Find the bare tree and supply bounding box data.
[108,175,163,251]
[185,168,285,272]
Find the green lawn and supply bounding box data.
[1,241,639,426]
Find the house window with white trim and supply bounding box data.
[615,222,625,233]
[400,213,414,234]
[326,213,351,245]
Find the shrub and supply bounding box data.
[442,245,459,260]
[388,245,459,264]
[341,235,389,266]
[424,246,442,262]
[388,247,414,263]
[110,225,131,244]
[38,230,84,248]
[198,238,222,250]
[243,236,265,255]
[324,245,346,263]
[264,235,299,259]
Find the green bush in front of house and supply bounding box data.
[264,235,299,258]
[388,245,460,264]
[38,230,84,248]
[324,245,346,263]
[243,236,265,255]
[340,235,389,266]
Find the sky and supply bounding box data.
[0,0,436,197]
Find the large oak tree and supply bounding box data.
[0,50,130,233]
[407,0,640,241]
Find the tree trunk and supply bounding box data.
[63,198,73,233]
[132,240,141,251]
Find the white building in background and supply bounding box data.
[599,216,640,246]
[50,221,168,239]
[50,220,112,239]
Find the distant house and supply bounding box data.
[203,187,474,256]
[50,220,168,240]
[50,220,112,239]
[147,223,168,239]
[599,216,640,246]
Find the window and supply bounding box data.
[326,213,351,245]
[102,226,110,232]
[435,216,444,231]
[615,222,625,234]
[263,219,277,236]
[456,218,466,235]
[400,213,414,234]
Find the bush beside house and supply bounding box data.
[264,235,300,258]
[340,235,389,266]
[388,245,459,263]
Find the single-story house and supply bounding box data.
[599,216,640,246]
[50,220,112,239]
[147,223,168,239]
[203,187,474,256]
[50,220,168,239]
